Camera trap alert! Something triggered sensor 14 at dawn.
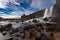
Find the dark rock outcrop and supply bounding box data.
[51,0,60,23]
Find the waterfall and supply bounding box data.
[43,6,53,18]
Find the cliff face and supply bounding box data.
[52,0,60,22]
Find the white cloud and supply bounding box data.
[31,0,56,9]
[9,0,19,5]
[0,0,19,8]
[11,9,34,15]
[24,10,33,15]
[0,12,21,18]
[0,2,6,8]
[0,14,20,18]
[0,0,8,8]
[0,0,9,2]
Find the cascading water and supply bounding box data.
[43,6,53,18]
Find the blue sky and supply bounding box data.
[0,0,56,18]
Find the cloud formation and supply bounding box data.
[0,0,56,18]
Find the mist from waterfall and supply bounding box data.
[43,6,53,18]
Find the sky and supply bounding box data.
[0,0,56,18]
